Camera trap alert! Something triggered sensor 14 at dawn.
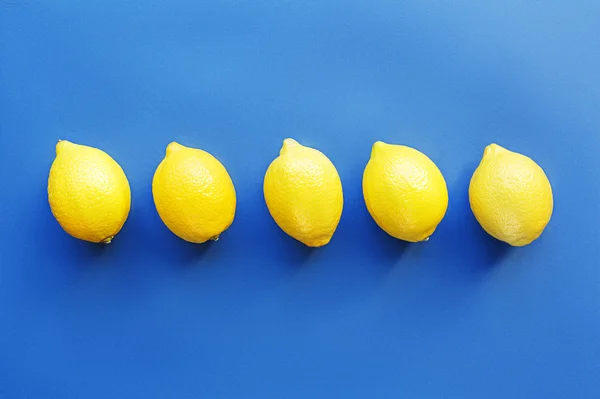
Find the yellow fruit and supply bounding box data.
[363,142,448,242]
[469,144,553,246]
[152,142,236,243]
[47,140,131,243]
[264,139,343,247]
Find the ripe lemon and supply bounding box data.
[469,144,553,246]
[47,140,131,243]
[363,142,448,242]
[152,142,236,243]
[264,139,343,247]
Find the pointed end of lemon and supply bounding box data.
[280,138,300,155]
[166,142,185,156]
[55,140,73,155]
[371,141,389,157]
[483,143,508,159]
[304,235,331,247]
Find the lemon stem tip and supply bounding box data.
[166,142,183,155]
[281,138,300,155]
[371,141,389,157]
[55,140,71,154]
[483,143,507,158]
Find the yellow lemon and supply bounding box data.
[47,140,131,243]
[264,139,343,247]
[152,142,236,243]
[363,142,448,242]
[469,144,553,246]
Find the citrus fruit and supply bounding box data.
[363,141,448,242]
[48,140,131,243]
[264,139,343,247]
[152,142,236,243]
[469,143,553,246]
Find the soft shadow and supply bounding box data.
[35,188,113,294]
[263,221,316,267]
[43,229,110,265]
[364,215,412,265]
[140,186,216,266]
[147,219,216,267]
[471,223,511,264]
[337,171,411,269]
[40,185,110,267]
[38,232,111,294]
[238,185,316,268]
[444,164,512,271]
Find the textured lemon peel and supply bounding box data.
[264,138,343,247]
[469,143,553,246]
[363,141,448,243]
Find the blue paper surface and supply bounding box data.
[1,1,599,398]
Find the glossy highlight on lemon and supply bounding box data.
[264,139,343,247]
[48,140,131,243]
[363,142,448,242]
[152,142,236,244]
[469,144,553,246]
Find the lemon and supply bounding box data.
[47,140,131,243]
[264,139,343,247]
[469,144,553,246]
[152,142,236,243]
[363,142,448,242]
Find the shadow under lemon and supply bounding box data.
[363,214,412,263]
[141,188,218,266]
[331,193,412,270]
[41,186,111,264]
[437,164,512,275]
[261,218,319,267]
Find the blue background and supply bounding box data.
[1,1,599,398]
